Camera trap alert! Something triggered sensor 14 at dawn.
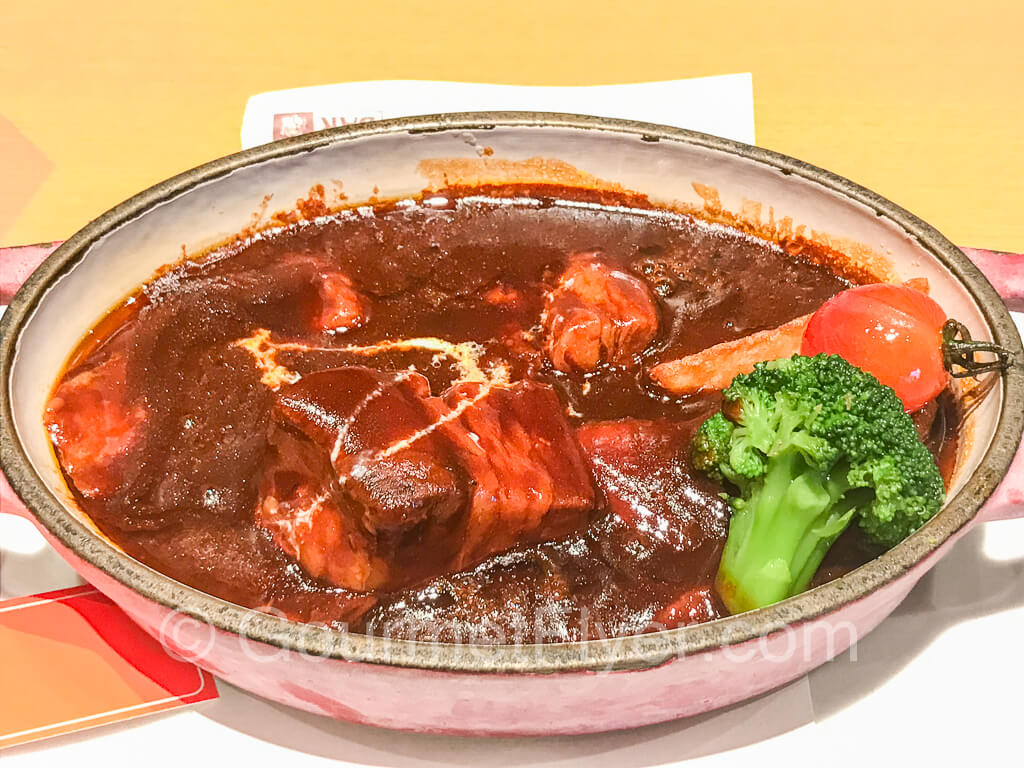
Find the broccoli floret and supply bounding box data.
[693,354,945,614]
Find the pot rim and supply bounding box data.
[2,112,1022,674]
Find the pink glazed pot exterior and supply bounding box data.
[2,114,1023,735]
[0,480,928,735]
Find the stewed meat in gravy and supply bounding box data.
[44,184,957,642]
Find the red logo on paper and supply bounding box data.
[273,112,315,140]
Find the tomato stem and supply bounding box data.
[941,319,1014,378]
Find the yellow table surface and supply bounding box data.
[2,0,1021,250]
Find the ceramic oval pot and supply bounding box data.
[2,113,1023,735]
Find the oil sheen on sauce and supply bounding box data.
[44,185,956,643]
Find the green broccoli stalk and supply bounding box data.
[693,354,946,614]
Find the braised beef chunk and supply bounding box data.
[258,423,388,591]
[66,253,365,532]
[119,319,272,531]
[364,417,728,641]
[575,419,730,584]
[364,534,683,643]
[314,271,369,333]
[346,451,465,533]
[543,251,659,372]
[435,381,596,569]
[257,368,595,591]
[129,503,377,626]
[44,351,145,500]
[260,367,464,590]
[363,529,680,643]
[274,366,440,458]
[276,367,466,537]
[652,586,721,628]
[365,548,579,643]
[141,250,364,341]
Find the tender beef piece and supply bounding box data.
[652,586,721,629]
[258,423,389,590]
[481,283,521,307]
[364,518,718,643]
[257,368,596,591]
[146,250,369,338]
[575,418,730,585]
[364,548,578,644]
[44,351,146,499]
[275,366,437,456]
[261,487,376,587]
[277,368,467,537]
[88,253,365,531]
[314,271,369,334]
[118,325,272,531]
[260,367,465,591]
[128,511,377,628]
[543,251,659,372]
[433,380,596,570]
[346,451,465,533]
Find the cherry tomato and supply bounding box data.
[801,283,948,412]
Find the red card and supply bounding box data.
[0,585,218,749]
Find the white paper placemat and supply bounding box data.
[240,75,755,149]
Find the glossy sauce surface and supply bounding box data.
[45,185,955,642]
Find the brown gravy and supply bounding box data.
[45,185,956,642]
